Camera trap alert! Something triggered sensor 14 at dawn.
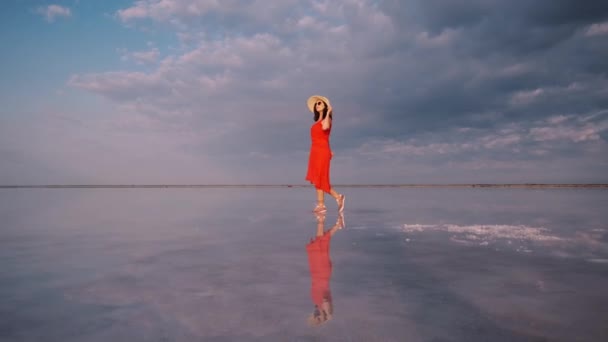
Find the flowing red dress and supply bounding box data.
[306,233,333,307]
[305,120,332,193]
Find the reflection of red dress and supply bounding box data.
[305,120,332,193]
[306,233,332,306]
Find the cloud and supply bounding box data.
[586,21,608,36]
[116,0,220,22]
[121,47,160,65]
[36,5,72,22]
[354,112,608,169]
[510,88,545,106]
[46,0,608,184]
[529,114,608,142]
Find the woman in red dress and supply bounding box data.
[305,95,346,213]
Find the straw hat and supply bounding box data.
[307,95,331,113]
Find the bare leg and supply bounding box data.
[312,188,327,213]
[329,188,345,212]
[329,188,341,200]
[316,189,324,205]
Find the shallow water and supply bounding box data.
[1,188,607,341]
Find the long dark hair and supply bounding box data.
[313,101,333,122]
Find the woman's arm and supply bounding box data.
[321,110,332,130]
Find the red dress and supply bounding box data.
[306,233,333,307]
[305,120,332,193]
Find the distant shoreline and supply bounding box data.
[1,184,607,189]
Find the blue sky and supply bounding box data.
[1,0,608,184]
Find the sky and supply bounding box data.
[1,0,607,185]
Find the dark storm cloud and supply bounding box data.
[395,0,608,33]
[349,0,608,144]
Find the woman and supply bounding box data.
[305,95,345,214]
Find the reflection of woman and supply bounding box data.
[305,95,345,214]
[306,212,344,326]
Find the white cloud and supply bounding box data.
[585,21,608,36]
[363,140,466,156]
[509,82,590,107]
[121,47,160,65]
[117,0,221,22]
[529,124,605,143]
[546,115,571,125]
[579,109,608,122]
[510,88,544,105]
[528,113,608,143]
[69,71,168,100]
[357,129,523,158]
[70,0,396,127]
[479,134,522,149]
[355,112,608,161]
[69,32,301,108]
[115,0,305,27]
[37,4,72,22]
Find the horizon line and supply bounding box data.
[1,183,607,189]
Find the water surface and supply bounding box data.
[1,188,607,341]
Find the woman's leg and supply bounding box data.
[329,188,345,212]
[329,188,340,200]
[313,188,327,213]
[316,189,324,205]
